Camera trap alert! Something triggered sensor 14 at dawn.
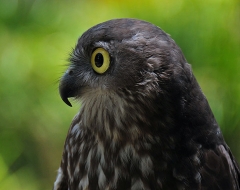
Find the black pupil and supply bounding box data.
[95,53,104,67]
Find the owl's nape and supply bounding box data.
[54,18,240,190]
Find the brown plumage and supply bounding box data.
[53,18,240,190]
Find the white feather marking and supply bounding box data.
[195,172,201,183]
[72,144,77,154]
[74,159,80,177]
[131,178,145,190]
[119,144,134,164]
[71,123,79,135]
[192,154,200,165]
[69,138,73,147]
[96,141,104,159]
[66,145,72,180]
[79,175,89,189]
[113,167,119,186]
[86,148,92,170]
[98,165,107,188]
[78,142,85,153]
[53,168,64,190]
[140,155,153,176]
[99,149,106,168]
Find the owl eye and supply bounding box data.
[91,48,110,74]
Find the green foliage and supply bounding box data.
[0,0,239,189]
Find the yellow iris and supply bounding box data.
[91,48,110,74]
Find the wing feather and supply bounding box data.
[200,145,240,190]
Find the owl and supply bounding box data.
[53,18,240,190]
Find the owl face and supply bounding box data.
[59,19,187,107]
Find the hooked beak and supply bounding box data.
[59,69,79,107]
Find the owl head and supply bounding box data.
[59,19,192,109]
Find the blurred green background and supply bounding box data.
[0,0,239,189]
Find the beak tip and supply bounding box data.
[59,81,74,107]
[62,97,73,107]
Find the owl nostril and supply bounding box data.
[68,70,74,76]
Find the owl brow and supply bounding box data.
[93,41,110,51]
